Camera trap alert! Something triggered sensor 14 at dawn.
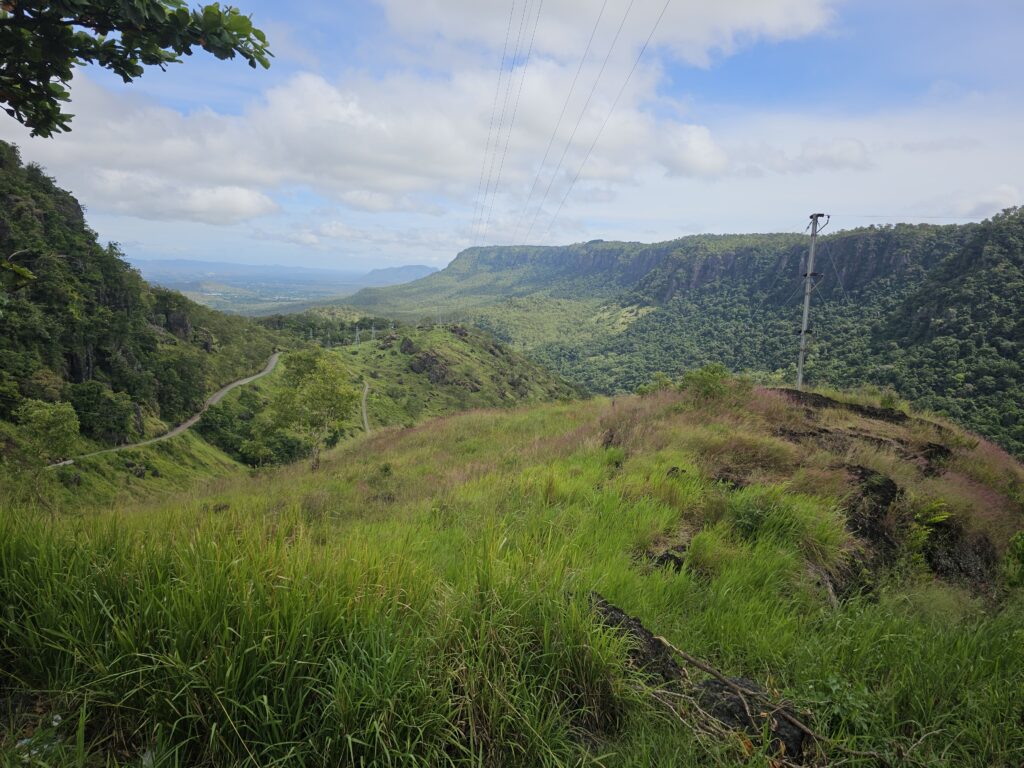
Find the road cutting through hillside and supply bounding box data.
[49,352,281,468]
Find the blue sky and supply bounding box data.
[2,0,1022,269]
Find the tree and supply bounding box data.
[14,397,78,464]
[275,351,357,470]
[1,1,271,137]
[1,248,36,289]
[68,380,135,444]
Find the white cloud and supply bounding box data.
[0,0,1020,268]
[950,184,1021,219]
[0,55,731,230]
[376,0,837,66]
[92,170,279,224]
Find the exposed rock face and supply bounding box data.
[776,388,909,424]
[844,464,904,558]
[165,309,193,340]
[696,677,807,761]
[924,518,998,590]
[409,351,453,385]
[591,594,681,684]
[640,544,687,572]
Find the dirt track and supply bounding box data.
[49,352,281,468]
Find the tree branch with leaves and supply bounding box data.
[0,0,271,137]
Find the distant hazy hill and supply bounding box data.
[346,215,1024,456]
[132,258,437,314]
[361,264,438,286]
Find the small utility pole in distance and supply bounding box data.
[797,212,827,389]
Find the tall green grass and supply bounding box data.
[2,390,1022,766]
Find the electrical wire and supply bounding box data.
[479,0,545,246]
[469,1,518,246]
[474,0,532,245]
[781,279,805,308]
[829,213,968,220]
[523,0,638,242]
[819,238,850,304]
[541,0,672,240]
[508,0,609,244]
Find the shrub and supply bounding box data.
[679,364,731,400]
[635,372,674,395]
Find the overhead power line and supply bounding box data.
[474,0,532,246]
[523,0,638,243]
[541,0,672,240]
[469,1,518,246]
[479,0,545,246]
[509,0,609,244]
[830,213,969,220]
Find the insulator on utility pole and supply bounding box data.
[797,212,827,390]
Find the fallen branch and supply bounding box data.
[655,634,892,767]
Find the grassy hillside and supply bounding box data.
[197,323,578,465]
[347,323,578,425]
[0,141,284,467]
[345,214,1024,456]
[3,377,1022,766]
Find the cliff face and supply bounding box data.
[392,223,973,310]
[343,212,1023,456]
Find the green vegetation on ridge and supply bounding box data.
[197,323,578,467]
[346,216,1024,456]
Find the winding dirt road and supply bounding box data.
[50,352,281,468]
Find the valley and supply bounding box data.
[345,220,1024,458]
[2,96,1023,768]
[131,259,438,315]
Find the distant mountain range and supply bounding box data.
[130,258,437,286]
[345,214,1024,456]
[129,259,438,313]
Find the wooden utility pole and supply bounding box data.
[797,213,826,389]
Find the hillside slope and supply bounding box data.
[0,141,283,464]
[346,215,1023,455]
[197,323,578,465]
[3,378,1022,766]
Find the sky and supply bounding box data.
[2,0,1023,270]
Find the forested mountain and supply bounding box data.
[0,140,281,458]
[347,215,1024,456]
